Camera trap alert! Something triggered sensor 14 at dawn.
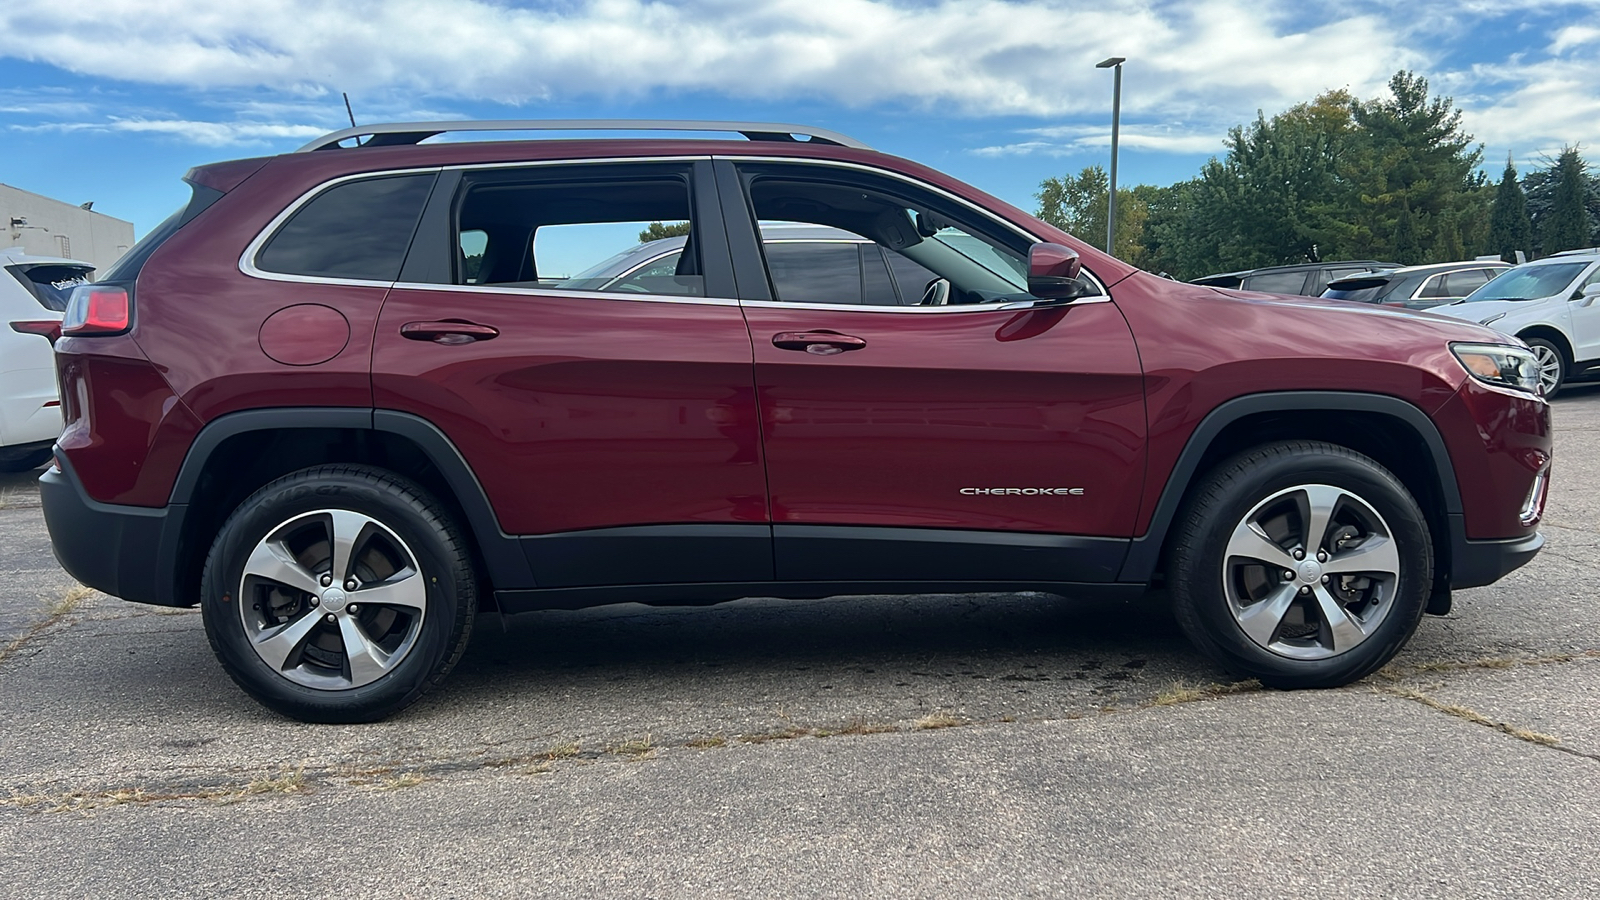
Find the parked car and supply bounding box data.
[1192,260,1401,296]
[1320,260,1510,310]
[41,120,1549,722]
[561,223,942,304]
[1432,248,1600,397]
[1,247,90,471]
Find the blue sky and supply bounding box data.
[3,0,1599,241]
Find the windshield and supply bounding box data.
[1461,262,1589,302]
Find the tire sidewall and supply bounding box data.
[1173,446,1431,687]
[1525,337,1565,398]
[201,470,469,722]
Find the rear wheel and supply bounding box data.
[200,465,476,722]
[1169,441,1431,688]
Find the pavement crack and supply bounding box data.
[1378,685,1600,763]
[0,585,96,670]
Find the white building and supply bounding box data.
[1,182,135,271]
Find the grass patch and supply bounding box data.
[913,712,965,730]
[611,735,655,760]
[1148,679,1261,707]
[1379,650,1599,681]
[244,764,308,796]
[373,772,425,791]
[4,763,312,812]
[686,735,727,750]
[738,725,812,744]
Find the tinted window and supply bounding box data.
[1443,269,1490,297]
[1322,282,1386,303]
[1244,272,1309,294]
[6,263,94,311]
[1417,274,1450,299]
[456,174,703,297]
[765,242,862,304]
[860,245,899,306]
[1326,267,1374,281]
[885,250,939,302]
[258,174,435,281]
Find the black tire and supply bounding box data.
[0,447,54,472]
[200,465,476,723]
[1523,337,1566,399]
[1168,441,1431,689]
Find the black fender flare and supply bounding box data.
[169,407,534,588]
[1117,391,1462,584]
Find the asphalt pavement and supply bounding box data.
[2,382,1597,898]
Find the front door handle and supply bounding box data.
[401,320,500,344]
[772,331,867,356]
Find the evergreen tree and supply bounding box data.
[1541,148,1593,254]
[638,221,691,242]
[1488,157,1534,261]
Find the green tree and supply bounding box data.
[638,221,691,242]
[1540,147,1593,254]
[1487,157,1534,261]
[1035,165,1150,263]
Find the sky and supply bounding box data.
[3,0,1599,244]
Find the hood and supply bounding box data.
[1207,287,1508,343]
[1427,297,1544,326]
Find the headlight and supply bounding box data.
[1479,312,1507,326]
[1451,342,1540,394]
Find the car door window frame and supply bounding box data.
[393,157,739,304]
[711,157,1106,312]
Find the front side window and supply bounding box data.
[737,164,1067,307]
[454,170,703,297]
[257,173,436,281]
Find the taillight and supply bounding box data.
[8,320,63,346]
[61,285,131,336]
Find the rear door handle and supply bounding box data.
[401,320,500,344]
[772,331,867,356]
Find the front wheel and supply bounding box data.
[200,465,477,722]
[1524,337,1566,398]
[1169,441,1431,688]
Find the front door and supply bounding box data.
[721,160,1147,584]
[373,160,770,587]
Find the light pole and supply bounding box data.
[1095,56,1125,257]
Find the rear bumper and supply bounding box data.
[1449,521,1543,589]
[39,456,190,606]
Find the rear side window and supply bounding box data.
[1244,272,1309,294]
[765,242,863,304]
[5,263,94,311]
[1443,269,1491,297]
[257,174,436,281]
[1417,274,1450,299]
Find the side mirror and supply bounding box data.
[1579,283,1600,306]
[1027,242,1089,301]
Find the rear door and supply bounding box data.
[719,160,1146,585]
[373,160,771,588]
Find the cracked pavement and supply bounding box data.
[2,382,1598,898]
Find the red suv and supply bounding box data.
[40,120,1551,722]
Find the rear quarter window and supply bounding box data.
[1243,271,1309,294]
[256,173,437,281]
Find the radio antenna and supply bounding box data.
[342,92,357,127]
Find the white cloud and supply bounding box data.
[13,117,326,146]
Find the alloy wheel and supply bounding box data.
[1531,343,1563,395]
[237,509,427,690]
[1221,484,1401,660]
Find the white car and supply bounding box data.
[1,247,91,471]
[1434,248,1600,397]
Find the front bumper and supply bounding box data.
[1450,524,1543,589]
[39,455,190,606]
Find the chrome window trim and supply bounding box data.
[387,281,741,308]
[738,296,1112,314]
[1409,272,1447,301]
[240,157,711,286]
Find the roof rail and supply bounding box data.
[1550,247,1600,257]
[296,119,871,153]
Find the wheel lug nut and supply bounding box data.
[348,604,359,613]
[1283,570,1295,581]
[325,614,336,623]
[320,574,333,587]
[1321,575,1330,584]
[1299,586,1310,594]
[311,596,320,606]
[1293,549,1305,560]
[1317,551,1328,563]
[345,580,358,591]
